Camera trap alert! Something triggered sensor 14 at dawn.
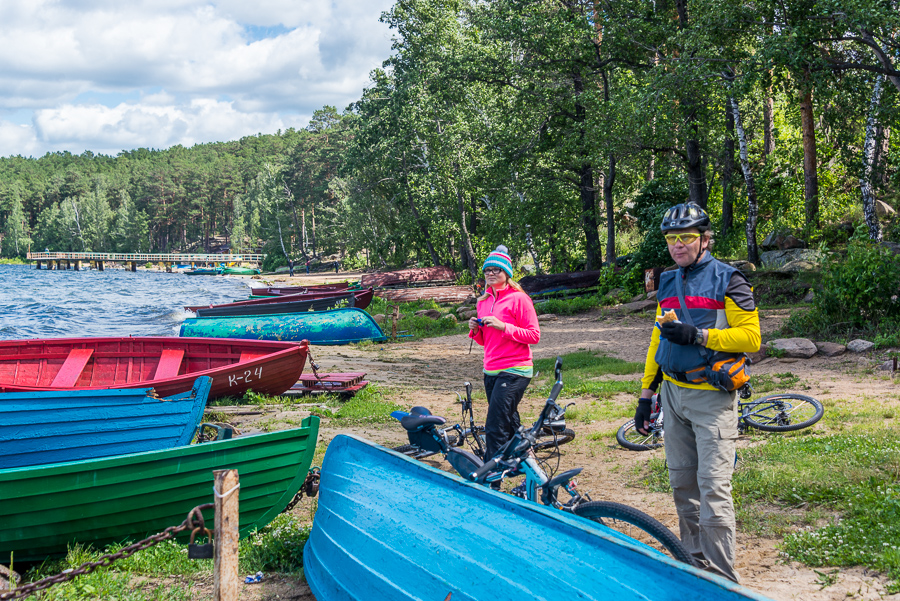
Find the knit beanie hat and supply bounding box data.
[482,245,513,277]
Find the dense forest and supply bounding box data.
[1,0,898,280]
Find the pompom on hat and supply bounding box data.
[482,245,513,277]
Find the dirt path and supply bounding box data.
[238,279,900,600]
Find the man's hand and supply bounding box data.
[634,398,653,435]
[660,321,699,346]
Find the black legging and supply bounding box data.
[483,372,532,461]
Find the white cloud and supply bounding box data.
[0,0,395,157]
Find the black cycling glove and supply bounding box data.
[660,321,699,346]
[634,398,653,434]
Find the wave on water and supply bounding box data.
[0,264,249,340]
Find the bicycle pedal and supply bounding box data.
[510,483,527,498]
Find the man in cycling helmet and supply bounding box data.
[634,201,760,582]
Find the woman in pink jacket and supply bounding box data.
[468,245,541,464]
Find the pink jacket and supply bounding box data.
[468,285,540,371]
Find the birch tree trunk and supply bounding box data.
[861,76,884,242]
[525,225,543,274]
[403,152,441,266]
[731,97,760,265]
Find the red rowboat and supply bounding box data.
[184,288,373,313]
[250,282,351,297]
[0,337,308,400]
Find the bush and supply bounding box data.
[781,238,900,338]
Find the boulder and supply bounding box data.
[604,287,625,301]
[538,313,558,322]
[880,241,900,256]
[373,313,385,323]
[768,338,818,358]
[729,260,756,273]
[456,305,473,314]
[443,313,457,323]
[646,290,658,300]
[760,249,826,269]
[460,310,477,319]
[631,293,645,302]
[778,235,805,250]
[621,300,658,314]
[778,260,820,273]
[875,200,896,218]
[746,343,768,364]
[761,231,781,249]
[803,290,815,303]
[847,339,875,353]
[877,359,895,371]
[814,341,845,357]
[414,309,441,319]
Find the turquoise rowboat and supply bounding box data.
[0,376,211,469]
[304,435,773,601]
[179,308,387,345]
[0,417,319,561]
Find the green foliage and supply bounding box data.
[240,513,311,575]
[533,294,601,315]
[623,174,687,272]
[781,239,900,338]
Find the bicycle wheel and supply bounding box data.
[572,501,693,565]
[742,394,824,432]
[534,428,576,451]
[616,419,664,451]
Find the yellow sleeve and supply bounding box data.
[641,303,662,389]
[707,297,761,353]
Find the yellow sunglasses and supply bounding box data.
[664,232,701,245]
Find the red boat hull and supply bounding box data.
[0,337,308,400]
[250,282,351,297]
[185,288,373,313]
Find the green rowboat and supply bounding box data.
[179,308,387,345]
[221,267,261,276]
[0,416,319,561]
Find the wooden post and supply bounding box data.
[214,469,239,601]
[130,261,137,272]
[391,305,399,340]
[98,261,104,271]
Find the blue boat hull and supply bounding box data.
[304,435,773,601]
[179,308,387,345]
[0,377,211,469]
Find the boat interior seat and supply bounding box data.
[153,349,185,379]
[50,348,94,387]
[239,351,267,363]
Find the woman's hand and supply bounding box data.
[468,317,480,330]
[480,316,506,332]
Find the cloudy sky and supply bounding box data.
[0,0,396,158]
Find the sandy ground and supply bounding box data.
[233,273,900,601]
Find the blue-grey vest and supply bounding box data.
[654,253,742,378]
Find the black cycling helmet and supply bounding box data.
[660,202,711,232]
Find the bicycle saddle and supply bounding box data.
[399,414,446,432]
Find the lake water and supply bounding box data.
[0,264,252,340]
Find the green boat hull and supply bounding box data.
[221,267,260,275]
[179,308,387,345]
[0,416,319,561]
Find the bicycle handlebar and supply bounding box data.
[470,458,500,482]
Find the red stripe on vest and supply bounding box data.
[658,296,725,310]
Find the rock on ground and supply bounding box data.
[768,338,818,358]
[847,339,875,353]
[814,341,846,357]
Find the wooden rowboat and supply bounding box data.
[185,289,374,315]
[250,282,351,296]
[0,376,211,469]
[0,417,319,561]
[220,267,261,275]
[0,337,309,399]
[304,435,773,601]
[180,308,386,345]
[183,267,223,275]
[360,266,455,288]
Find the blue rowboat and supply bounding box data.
[0,377,211,469]
[179,308,387,345]
[304,435,773,601]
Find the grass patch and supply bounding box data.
[533,295,602,315]
[364,297,467,341]
[532,351,643,400]
[310,383,402,424]
[240,513,311,575]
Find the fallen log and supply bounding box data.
[361,266,456,288]
[518,270,605,295]
[375,285,476,304]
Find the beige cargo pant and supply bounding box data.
[661,380,739,583]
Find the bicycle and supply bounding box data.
[391,380,576,460]
[616,384,825,451]
[394,357,694,565]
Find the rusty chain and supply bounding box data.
[281,468,321,514]
[0,503,214,601]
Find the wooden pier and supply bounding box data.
[26,252,266,272]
